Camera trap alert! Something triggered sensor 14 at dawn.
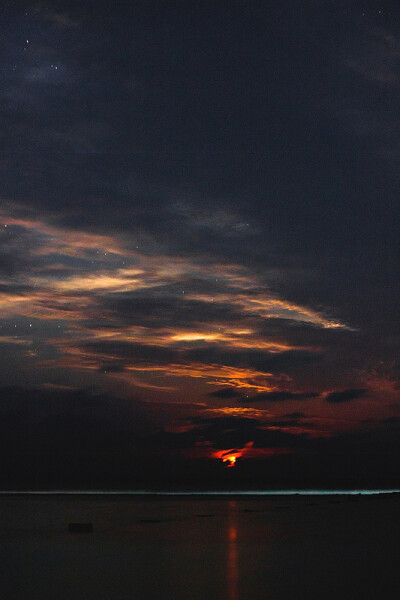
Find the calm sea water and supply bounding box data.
[0,493,399,599]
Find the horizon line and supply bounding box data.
[1,489,399,496]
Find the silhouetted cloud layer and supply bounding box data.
[208,388,244,399]
[1,386,400,487]
[325,388,368,403]
[242,391,320,403]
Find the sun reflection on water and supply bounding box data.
[227,500,239,600]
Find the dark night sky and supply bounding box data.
[0,0,399,487]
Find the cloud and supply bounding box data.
[158,415,311,453]
[241,391,320,403]
[345,29,400,84]
[81,340,176,365]
[0,385,153,450]
[77,340,322,386]
[283,412,305,419]
[325,388,368,403]
[185,347,322,373]
[36,5,84,29]
[98,363,126,374]
[100,294,247,329]
[0,224,45,277]
[208,388,244,399]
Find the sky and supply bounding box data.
[1,0,399,488]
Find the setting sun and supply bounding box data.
[223,455,237,468]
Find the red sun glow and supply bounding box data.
[213,447,247,467]
[223,455,237,468]
[212,442,292,467]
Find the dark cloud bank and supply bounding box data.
[325,388,368,403]
[1,386,399,490]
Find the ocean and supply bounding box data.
[0,492,399,599]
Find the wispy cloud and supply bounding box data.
[345,29,400,84]
[0,204,352,394]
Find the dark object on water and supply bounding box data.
[68,523,93,533]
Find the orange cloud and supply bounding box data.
[1,205,349,397]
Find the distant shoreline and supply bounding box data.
[1,489,399,496]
